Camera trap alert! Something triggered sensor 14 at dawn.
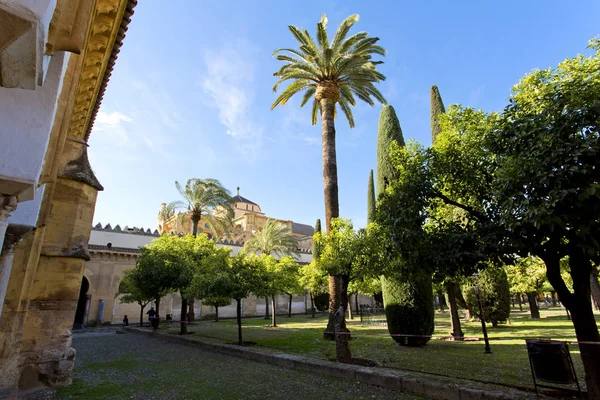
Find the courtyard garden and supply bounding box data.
[142,306,599,391]
[55,333,421,400]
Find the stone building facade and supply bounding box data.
[158,187,315,250]
[83,224,314,326]
[0,0,138,396]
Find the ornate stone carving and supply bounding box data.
[58,138,103,190]
[0,195,17,222]
[66,0,134,141]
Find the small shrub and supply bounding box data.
[463,266,511,327]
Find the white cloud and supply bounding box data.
[93,111,134,145]
[199,44,263,156]
[95,111,133,127]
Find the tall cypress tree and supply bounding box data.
[367,170,375,224]
[376,104,434,346]
[430,85,446,145]
[376,105,404,196]
[312,218,321,256]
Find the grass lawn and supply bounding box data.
[156,305,599,390]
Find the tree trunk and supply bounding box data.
[334,275,352,363]
[271,296,277,327]
[180,297,188,335]
[215,305,219,322]
[590,271,600,311]
[310,292,315,318]
[188,299,195,322]
[527,292,540,319]
[348,299,353,320]
[288,294,293,317]
[550,291,557,306]
[264,297,269,319]
[236,299,243,345]
[455,286,472,321]
[192,217,199,237]
[155,297,161,320]
[517,293,523,311]
[325,275,339,340]
[437,289,447,311]
[542,247,600,399]
[139,303,146,327]
[355,293,359,316]
[446,281,463,340]
[319,97,342,342]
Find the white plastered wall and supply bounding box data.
[2,51,68,227]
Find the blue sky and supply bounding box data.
[89,0,599,231]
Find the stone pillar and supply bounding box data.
[18,138,102,391]
[0,196,17,250]
[96,298,106,323]
[0,196,18,319]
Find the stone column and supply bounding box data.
[0,196,18,319]
[18,138,102,391]
[96,298,106,323]
[0,196,17,254]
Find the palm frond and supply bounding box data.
[338,97,355,128]
[331,14,359,52]
[272,14,387,127]
[300,86,316,107]
[311,98,319,125]
[316,14,329,51]
[271,79,312,109]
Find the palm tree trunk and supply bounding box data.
[192,216,199,237]
[271,296,277,327]
[320,97,343,343]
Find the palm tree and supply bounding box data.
[271,14,386,359]
[169,178,234,322]
[244,219,299,257]
[244,219,299,321]
[168,178,234,237]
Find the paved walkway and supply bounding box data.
[55,331,425,399]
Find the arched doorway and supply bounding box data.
[73,277,90,329]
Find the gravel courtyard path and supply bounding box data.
[55,331,424,400]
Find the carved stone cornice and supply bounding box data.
[65,0,136,141]
[0,195,17,222]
